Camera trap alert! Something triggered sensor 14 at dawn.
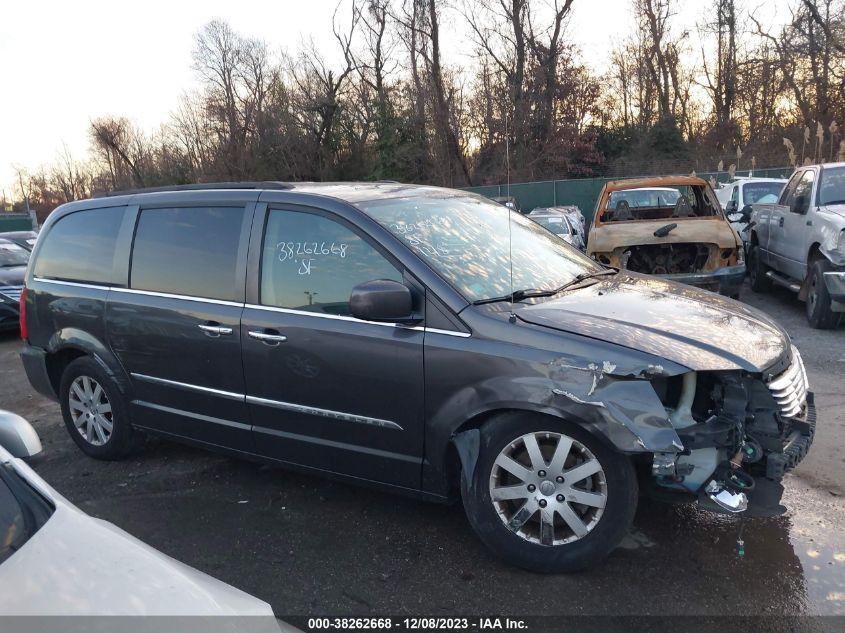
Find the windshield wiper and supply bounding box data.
[550,268,617,294]
[472,269,617,306]
[654,222,677,237]
[472,288,559,305]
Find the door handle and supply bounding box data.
[198,323,233,336]
[248,330,287,344]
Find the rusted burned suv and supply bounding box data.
[587,176,746,297]
[21,183,813,573]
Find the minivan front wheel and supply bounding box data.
[461,413,637,573]
[60,356,137,459]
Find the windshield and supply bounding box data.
[533,215,573,236]
[0,243,29,267]
[819,166,845,206]
[601,185,720,223]
[0,463,53,565]
[743,182,785,204]
[358,193,601,302]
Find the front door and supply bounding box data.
[767,170,803,271]
[107,204,253,451]
[777,169,814,280]
[241,206,425,489]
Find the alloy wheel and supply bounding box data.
[488,431,607,546]
[68,375,113,446]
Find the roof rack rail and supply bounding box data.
[93,181,293,198]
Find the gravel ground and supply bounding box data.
[1,280,843,626]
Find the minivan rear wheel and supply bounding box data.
[60,356,137,459]
[461,413,637,573]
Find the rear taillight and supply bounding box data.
[19,287,28,340]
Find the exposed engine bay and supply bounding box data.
[650,346,815,516]
[622,243,713,275]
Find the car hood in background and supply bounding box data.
[820,204,845,219]
[588,217,738,252]
[0,265,26,286]
[517,271,788,372]
[0,448,276,618]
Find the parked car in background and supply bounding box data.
[748,163,845,329]
[20,182,813,572]
[0,238,29,331]
[0,230,39,251]
[0,410,277,617]
[715,178,788,251]
[587,177,746,297]
[491,195,521,212]
[528,208,585,250]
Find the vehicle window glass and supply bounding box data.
[33,208,124,284]
[743,182,785,204]
[819,166,845,206]
[0,476,26,565]
[779,172,802,206]
[359,194,600,303]
[261,209,402,315]
[0,242,29,268]
[533,216,572,236]
[730,186,739,204]
[791,171,815,213]
[131,207,243,302]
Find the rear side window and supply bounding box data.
[130,207,244,302]
[33,207,124,284]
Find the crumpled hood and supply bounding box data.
[517,271,788,372]
[0,265,26,286]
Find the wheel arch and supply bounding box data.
[798,242,825,300]
[44,328,131,397]
[440,404,640,499]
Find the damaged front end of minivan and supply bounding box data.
[542,347,816,517]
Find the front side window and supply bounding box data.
[131,207,244,302]
[0,242,29,268]
[261,209,402,315]
[33,207,124,284]
[779,171,802,206]
[358,193,599,303]
[791,171,815,213]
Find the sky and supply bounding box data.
[0,0,790,196]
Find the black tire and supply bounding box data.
[748,245,771,293]
[461,412,637,573]
[59,356,138,459]
[806,259,842,329]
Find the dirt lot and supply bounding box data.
[1,281,843,624]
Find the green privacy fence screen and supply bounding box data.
[463,166,794,225]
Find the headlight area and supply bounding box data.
[648,360,815,517]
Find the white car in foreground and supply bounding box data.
[0,410,279,623]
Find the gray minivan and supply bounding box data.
[20,182,815,572]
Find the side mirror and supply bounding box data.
[740,205,753,221]
[0,410,42,458]
[350,279,418,323]
[791,194,807,214]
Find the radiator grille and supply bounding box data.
[0,285,22,303]
[767,347,809,419]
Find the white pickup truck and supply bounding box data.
[748,162,845,328]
